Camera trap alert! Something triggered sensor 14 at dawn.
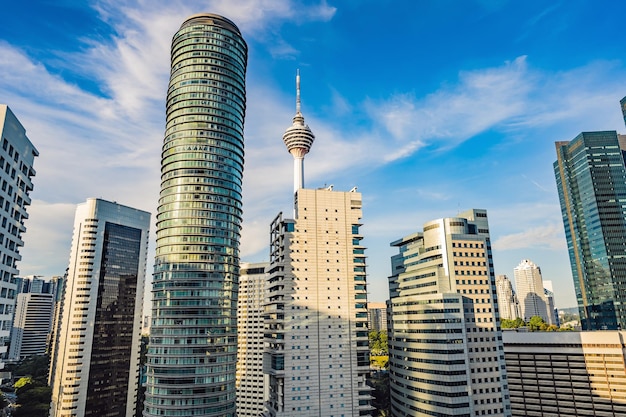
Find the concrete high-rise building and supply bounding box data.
[0,105,38,377]
[8,276,55,360]
[49,198,150,417]
[388,210,511,417]
[554,131,626,330]
[236,262,269,417]
[503,331,626,416]
[513,260,552,323]
[495,275,520,321]
[263,74,372,417]
[143,14,247,417]
[47,274,65,362]
[367,302,388,332]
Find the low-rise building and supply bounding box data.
[503,331,626,416]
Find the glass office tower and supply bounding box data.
[143,13,247,417]
[50,199,150,417]
[554,131,626,330]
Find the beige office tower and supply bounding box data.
[49,198,150,417]
[513,259,553,324]
[237,262,270,417]
[495,275,520,320]
[388,209,511,417]
[263,73,372,416]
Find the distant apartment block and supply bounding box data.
[49,198,150,417]
[367,302,388,332]
[237,262,269,417]
[0,105,38,376]
[388,209,511,417]
[8,275,55,360]
[504,331,626,416]
[495,275,520,320]
[47,274,65,362]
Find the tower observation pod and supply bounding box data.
[282,70,315,193]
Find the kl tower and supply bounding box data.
[283,70,315,199]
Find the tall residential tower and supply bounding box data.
[0,105,38,376]
[49,199,150,417]
[143,13,247,417]
[263,74,373,417]
[554,131,626,330]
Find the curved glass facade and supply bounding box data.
[143,14,247,417]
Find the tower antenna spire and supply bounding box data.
[296,69,301,114]
[283,70,315,213]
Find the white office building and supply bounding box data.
[388,210,511,417]
[9,291,54,360]
[513,259,553,323]
[495,275,520,320]
[49,198,150,417]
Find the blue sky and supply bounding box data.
[1,0,626,310]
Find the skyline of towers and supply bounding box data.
[49,198,150,417]
[388,209,511,417]
[0,104,38,378]
[554,130,626,330]
[513,259,553,324]
[144,13,248,417]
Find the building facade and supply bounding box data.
[49,198,150,417]
[495,275,520,321]
[236,262,269,417]
[264,189,372,417]
[554,131,626,330]
[0,105,38,375]
[513,259,553,324]
[8,276,55,360]
[504,331,626,416]
[388,210,511,417]
[143,13,247,417]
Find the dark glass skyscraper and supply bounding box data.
[143,14,247,417]
[50,199,150,417]
[554,131,626,330]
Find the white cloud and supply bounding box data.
[493,224,566,251]
[366,56,626,163]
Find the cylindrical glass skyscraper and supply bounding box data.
[144,13,247,417]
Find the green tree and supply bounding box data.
[528,316,546,331]
[501,317,525,328]
[11,355,52,417]
[369,330,388,355]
